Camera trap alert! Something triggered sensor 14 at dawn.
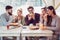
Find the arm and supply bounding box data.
[46,17,60,31]
[25,15,31,25]
[0,15,8,26]
[35,13,40,23]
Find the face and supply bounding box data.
[7,9,12,15]
[28,8,34,13]
[47,9,53,16]
[41,9,46,15]
[17,10,22,16]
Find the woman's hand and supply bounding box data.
[39,23,47,30]
[43,14,48,22]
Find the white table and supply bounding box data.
[0,26,22,40]
[21,26,53,40]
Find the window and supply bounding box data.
[0,0,45,15]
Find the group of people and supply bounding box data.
[0,5,60,40]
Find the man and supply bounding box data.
[25,6,40,25]
[0,5,16,40]
[0,5,19,26]
[0,5,13,26]
[25,6,40,40]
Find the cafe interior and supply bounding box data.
[0,0,60,40]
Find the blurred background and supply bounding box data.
[0,0,60,17]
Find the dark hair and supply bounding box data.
[47,6,56,15]
[47,6,56,26]
[41,7,47,11]
[47,15,52,26]
[27,6,34,10]
[5,5,13,10]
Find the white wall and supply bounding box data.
[13,5,42,17]
[0,0,60,17]
[55,0,60,17]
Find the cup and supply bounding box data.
[7,25,9,30]
[39,23,44,30]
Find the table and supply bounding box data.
[0,26,22,40]
[21,26,53,40]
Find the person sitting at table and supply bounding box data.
[0,5,17,40]
[12,8,25,26]
[40,7,48,25]
[43,6,60,40]
[0,5,23,27]
[25,6,40,40]
[38,7,48,40]
[0,5,14,26]
[25,6,40,26]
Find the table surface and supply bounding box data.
[0,26,53,36]
[21,26,53,34]
[0,26,22,36]
[0,26,21,33]
[21,26,53,37]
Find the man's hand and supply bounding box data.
[28,13,35,20]
[8,23,19,26]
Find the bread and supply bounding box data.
[29,26,39,30]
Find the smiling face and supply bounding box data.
[28,6,34,14]
[47,6,56,16]
[17,9,22,16]
[41,9,46,15]
[28,8,34,13]
[47,9,53,16]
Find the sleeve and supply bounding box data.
[36,13,40,23]
[38,14,40,23]
[0,15,16,26]
[25,15,30,25]
[21,17,25,26]
[46,17,60,31]
[0,15,8,26]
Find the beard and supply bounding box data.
[8,12,12,15]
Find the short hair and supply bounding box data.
[27,6,34,10]
[5,5,13,10]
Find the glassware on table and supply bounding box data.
[29,24,34,27]
[39,23,44,30]
[7,25,10,30]
[29,24,34,30]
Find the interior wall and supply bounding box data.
[0,0,60,17]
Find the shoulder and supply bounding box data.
[35,13,40,16]
[0,13,6,17]
[22,16,25,19]
[35,13,40,15]
[1,13,5,16]
[25,14,29,17]
[55,15,60,19]
[55,15,60,22]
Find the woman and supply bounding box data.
[17,9,25,25]
[40,7,48,25]
[12,8,25,26]
[5,8,25,40]
[43,6,60,40]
